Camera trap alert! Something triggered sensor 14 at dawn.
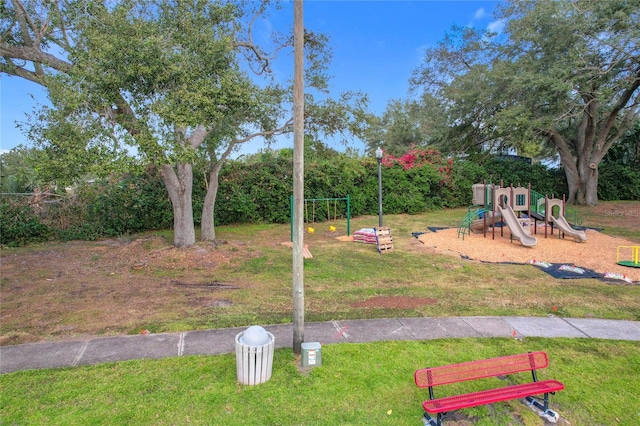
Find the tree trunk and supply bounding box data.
[200,166,220,242]
[564,168,579,204]
[565,160,599,206]
[560,150,581,204]
[583,164,599,206]
[160,163,196,248]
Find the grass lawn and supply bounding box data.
[1,203,639,344]
[1,201,639,424]
[1,338,639,425]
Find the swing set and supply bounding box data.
[289,195,351,241]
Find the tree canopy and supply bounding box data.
[411,0,640,205]
[362,99,425,157]
[2,0,370,246]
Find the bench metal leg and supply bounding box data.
[526,394,560,422]
[422,412,441,426]
[526,392,550,411]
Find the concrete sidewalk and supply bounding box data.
[2,316,639,374]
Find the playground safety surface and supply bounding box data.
[416,227,640,283]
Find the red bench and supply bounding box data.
[414,351,564,426]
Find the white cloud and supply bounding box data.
[487,19,506,35]
[468,7,489,28]
[473,8,487,20]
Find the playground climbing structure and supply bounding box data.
[459,182,586,247]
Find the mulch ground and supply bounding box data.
[415,226,640,283]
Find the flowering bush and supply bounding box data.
[381,145,454,185]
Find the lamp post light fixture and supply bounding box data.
[375,147,383,227]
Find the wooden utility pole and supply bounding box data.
[292,0,305,354]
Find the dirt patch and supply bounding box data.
[171,281,239,289]
[351,296,437,309]
[0,236,252,345]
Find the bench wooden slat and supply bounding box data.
[415,351,548,387]
[422,379,565,413]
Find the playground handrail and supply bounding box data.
[458,208,486,240]
[564,208,583,228]
[530,190,545,215]
[529,190,583,228]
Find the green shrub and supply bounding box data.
[55,223,102,242]
[6,144,638,247]
[77,175,172,236]
[474,157,564,196]
[213,159,290,225]
[0,200,52,246]
[447,159,487,206]
[598,162,640,201]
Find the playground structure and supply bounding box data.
[289,195,351,242]
[543,197,587,243]
[459,182,586,247]
[617,246,640,268]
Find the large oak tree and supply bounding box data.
[1,0,369,246]
[411,0,640,205]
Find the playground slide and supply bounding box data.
[470,211,502,233]
[497,205,538,247]
[550,215,587,243]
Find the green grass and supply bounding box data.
[1,203,639,345]
[2,338,639,425]
[2,202,640,424]
[571,202,640,242]
[203,215,640,324]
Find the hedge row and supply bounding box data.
[2,154,637,247]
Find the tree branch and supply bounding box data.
[52,0,72,50]
[232,2,292,76]
[1,42,72,74]
[187,125,212,150]
[598,69,640,145]
[12,0,46,76]
[234,36,292,76]
[600,94,640,157]
[537,127,573,161]
[231,118,293,145]
[0,61,43,84]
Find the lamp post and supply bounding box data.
[375,147,383,227]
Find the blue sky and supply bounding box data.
[0,0,500,155]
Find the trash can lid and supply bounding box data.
[240,325,271,346]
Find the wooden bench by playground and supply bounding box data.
[414,351,564,426]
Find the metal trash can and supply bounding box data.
[235,326,274,385]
